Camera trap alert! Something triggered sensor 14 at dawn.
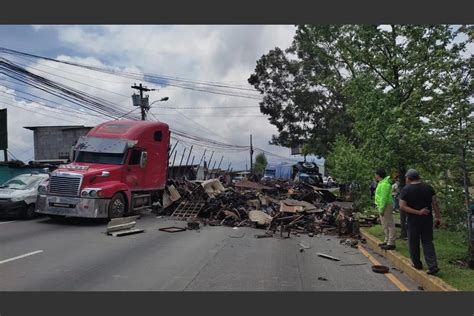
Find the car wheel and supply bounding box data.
[108,193,126,219]
[24,204,36,219]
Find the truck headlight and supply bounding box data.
[81,188,103,198]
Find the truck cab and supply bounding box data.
[293,162,323,186]
[36,120,170,219]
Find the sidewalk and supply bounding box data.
[361,226,465,291]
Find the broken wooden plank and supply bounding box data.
[317,253,341,261]
[158,226,187,233]
[109,228,145,237]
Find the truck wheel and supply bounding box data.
[108,193,126,219]
[24,204,36,219]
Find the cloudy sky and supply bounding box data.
[0,25,320,170]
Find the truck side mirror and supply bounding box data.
[140,151,148,168]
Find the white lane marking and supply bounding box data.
[0,221,16,225]
[0,250,44,265]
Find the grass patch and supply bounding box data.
[367,225,474,291]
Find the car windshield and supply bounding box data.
[1,175,44,190]
[75,151,125,165]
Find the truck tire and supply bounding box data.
[24,204,36,219]
[108,193,126,219]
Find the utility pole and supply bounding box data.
[250,134,254,174]
[131,83,155,121]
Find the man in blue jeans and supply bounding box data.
[399,169,442,275]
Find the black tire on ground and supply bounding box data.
[108,193,126,219]
[24,203,36,219]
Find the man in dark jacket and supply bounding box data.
[399,169,442,275]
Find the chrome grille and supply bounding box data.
[49,174,82,197]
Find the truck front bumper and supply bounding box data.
[36,195,110,218]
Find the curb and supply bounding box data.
[360,228,458,292]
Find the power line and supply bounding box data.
[0,57,141,120]
[0,47,258,92]
[9,57,131,98]
[0,47,262,100]
[155,105,259,109]
[0,87,108,120]
[0,99,95,124]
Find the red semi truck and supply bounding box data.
[36,120,170,219]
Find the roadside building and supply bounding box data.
[24,125,92,161]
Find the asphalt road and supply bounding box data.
[0,213,421,291]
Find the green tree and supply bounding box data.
[248,45,353,157]
[250,25,471,183]
[253,152,268,176]
[249,24,472,231]
[326,135,373,209]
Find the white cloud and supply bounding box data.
[2,25,298,169]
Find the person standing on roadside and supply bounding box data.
[392,179,400,210]
[393,178,408,240]
[374,168,396,250]
[399,169,441,275]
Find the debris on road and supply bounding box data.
[340,263,367,266]
[298,241,311,249]
[248,210,273,226]
[254,232,273,239]
[317,253,341,261]
[106,216,145,237]
[155,177,371,244]
[187,221,200,230]
[371,265,390,274]
[318,276,328,281]
[158,226,187,233]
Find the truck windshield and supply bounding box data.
[74,136,128,165]
[75,152,124,165]
[75,136,129,154]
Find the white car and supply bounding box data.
[0,173,49,219]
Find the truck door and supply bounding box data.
[125,147,146,190]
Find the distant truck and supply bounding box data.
[293,162,323,186]
[262,162,293,181]
[36,120,170,219]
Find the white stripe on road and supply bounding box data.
[0,221,16,225]
[0,250,44,265]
